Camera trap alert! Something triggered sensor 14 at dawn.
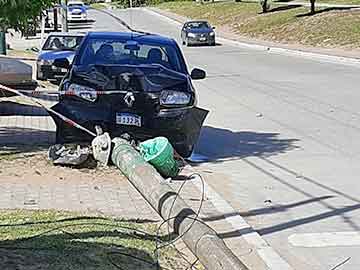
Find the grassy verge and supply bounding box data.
[157,1,360,49]
[0,210,188,270]
[90,3,108,9]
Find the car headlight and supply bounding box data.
[68,83,97,102]
[38,59,53,65]
[209,32,215,36]
[187,33,196,38]
[160,90,191,106]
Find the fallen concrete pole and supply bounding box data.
[111,138,249,270]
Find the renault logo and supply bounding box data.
[124,92,135,108]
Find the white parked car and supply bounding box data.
[67,1,88,22]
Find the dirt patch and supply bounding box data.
[0,151,124,184]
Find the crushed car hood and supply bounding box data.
[71,64,190,92]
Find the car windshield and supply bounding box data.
[79,38,183,72]
[42,36,83,51]
[68,3,84,7]
[187,22,210,29]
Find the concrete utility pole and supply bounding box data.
[62,0,68,32]
[111,138,249,270]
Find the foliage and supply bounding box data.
[0,0,56,32]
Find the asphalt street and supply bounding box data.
[80,8,360,270]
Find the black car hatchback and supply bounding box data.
[50,32,208,157]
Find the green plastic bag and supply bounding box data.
[139,137,179,178]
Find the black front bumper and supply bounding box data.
[188,35,215,45]
[37,64,67,81]
[50,101,208,157]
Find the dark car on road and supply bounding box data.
[181,21,216,46]
[50,32,208,157]
[37,33,85,81]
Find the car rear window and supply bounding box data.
[79,38,183,72]
[42,36,83,51]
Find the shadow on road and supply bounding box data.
[0,127,55,155]
[193,126,299,163]
[0,101,49,116]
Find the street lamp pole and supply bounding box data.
[62,0,68,32]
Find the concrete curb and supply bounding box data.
[145,7,360,68]
[0,55,37,62]
[190,171,295,270]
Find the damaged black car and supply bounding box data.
[50,32,208,157]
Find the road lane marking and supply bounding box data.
[289,232,360,247]
[190,172,295,270]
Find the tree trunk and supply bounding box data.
[310,0,316,14]
[261,0,269,13]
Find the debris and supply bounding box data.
[139,137,179,178]
[91,131,112,166]
[48,144,90,166]
[35,170,41,175]
[256,113,263,118]
[94,186,100,191]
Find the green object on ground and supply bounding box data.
[140,137,179,178]
[0,32,6,55]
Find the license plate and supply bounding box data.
[116,113,141,127]
[200,37,206,41]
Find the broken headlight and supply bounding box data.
[68,83,97,102]
[160,90,191,106]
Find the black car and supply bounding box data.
[181,21,216,46]
[50,32,208,157]
[37,33,85,81]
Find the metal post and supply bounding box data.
[111,138,249,270]
[54,7,58,32]
[0,31,6,55]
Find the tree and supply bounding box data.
[310,0,316,14]
[0,0,56,33]
[260,0,270,13]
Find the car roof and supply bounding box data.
[186,20,210,24]
[86,32,177,46]
[48,32,86,37]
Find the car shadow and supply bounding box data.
[0,101,49,116]
[191,125,299,163]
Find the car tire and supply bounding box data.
[55,128,65,145]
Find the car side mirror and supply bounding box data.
[53,58,70,69]
[191,68,206,80]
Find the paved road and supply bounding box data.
[93,7,360,270]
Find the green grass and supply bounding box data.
[0,210,186,270]
[157,1,360,49]
[90,3,108,9]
